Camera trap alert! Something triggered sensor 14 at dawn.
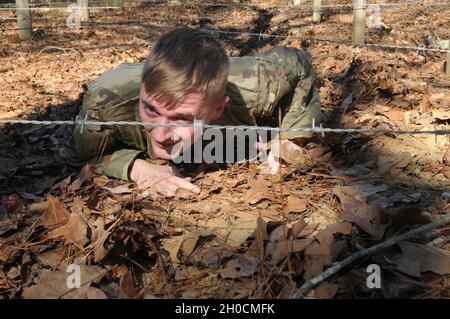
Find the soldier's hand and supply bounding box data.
[130,159,200,198]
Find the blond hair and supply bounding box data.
[141,27,229,107]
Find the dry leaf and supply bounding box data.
[324,222,353,235]
[0,245,16,263]
[190,245,230,269]
[23,265,105,299]
[443,147,450,165]
[102,183,133,194]
[86,287,108,299]
[119,267,139,299]
[48,211,89,246]
[0,111,20,120]
[0,217,18,236]
[41,195,69,229]
[162,236,184,263]
[399,241,450,275]
[199,212,262,247]
[310,282,339,299]
[342,199,387,240]
[332,185,365,203]
[384,251,421,278]
[36,247,68,269]
[297,223,318,238]
[175,188,198,199]
[303,254,328,280]
[354,181,388,197]
[430,93,450,103]
[418,98,430,113]
[254,216,269,253]
[393,152,412,169]
[284,195,307,213]
[220,255,259,279]
[179,231,213,261]
[386,109,404,122]
[91,219,111,262]
[388,207,431,231]
[245,176,275,204]
[266,238,314,265]
[27,201,48,212]
[269,225,289,241]
[279,140,308,164]
[162,231,213,263]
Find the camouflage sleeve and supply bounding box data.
[281,68,321,141]
[254,47,322,141]
[72,62,145,180]
[73,87,143,181]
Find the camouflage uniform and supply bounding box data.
[71,47,321,180]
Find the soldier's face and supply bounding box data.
[139,85,227,160]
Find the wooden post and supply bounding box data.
[15,0,32,40]
[77,0,89,22]
[353,0,366,44]
[293,0,301,6]
[313,0,321,22]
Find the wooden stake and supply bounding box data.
[313,0,321,22]
[77,0,89,22]
[15,0,32,40]
[352,0,366,44]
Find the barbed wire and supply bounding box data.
[0,17,67,22]
[2,0,450,10]
[0,6,122,10]
[0,0,115,6]
[0,118,449,136]
[158,1,450,10]
[0,15,225,23]
[201,28,450,53]
[2,20,449,53]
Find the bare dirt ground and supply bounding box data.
[0,0,449,299]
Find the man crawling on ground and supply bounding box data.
[66,27,322,197]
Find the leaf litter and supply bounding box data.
[0,0,449,299]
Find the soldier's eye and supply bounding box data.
[176,118,192,124]
[144,103,158,116]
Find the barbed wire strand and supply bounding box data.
[2,20,450,53]
[0,6,122,11]
[0,118,449,136]
[2,1,450,10]
[0,15,226,22]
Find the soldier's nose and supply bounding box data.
[152,121,174,144]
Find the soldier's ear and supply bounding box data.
[212,96,229,120]
[218,96,230,111]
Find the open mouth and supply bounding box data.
[154,140,177,148]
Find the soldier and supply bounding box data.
[70,27,321,197]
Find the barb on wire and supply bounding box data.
[0,118,449,136]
